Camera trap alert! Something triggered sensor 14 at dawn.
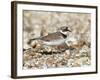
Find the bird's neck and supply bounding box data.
[59,31,67,38]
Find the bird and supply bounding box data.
[27,26,71,47]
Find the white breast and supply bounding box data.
[41,39,66,46]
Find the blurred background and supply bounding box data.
[23,10,91,49]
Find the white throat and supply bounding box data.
[59,30,68,35]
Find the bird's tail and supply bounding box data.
[27,37,40,45]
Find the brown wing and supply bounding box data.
[40,32,64,41]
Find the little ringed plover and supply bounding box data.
[28,26,71,46]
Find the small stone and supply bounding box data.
[30,40,37,48]
[72,58,82,67]
[67,59,74,67]
[24,54,33,61]
[36,43,42,48]
[24,61,31,68]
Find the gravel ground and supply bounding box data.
[23,42,91,69]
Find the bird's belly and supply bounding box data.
[42,39,66,46]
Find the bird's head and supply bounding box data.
[59,26,71,35]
